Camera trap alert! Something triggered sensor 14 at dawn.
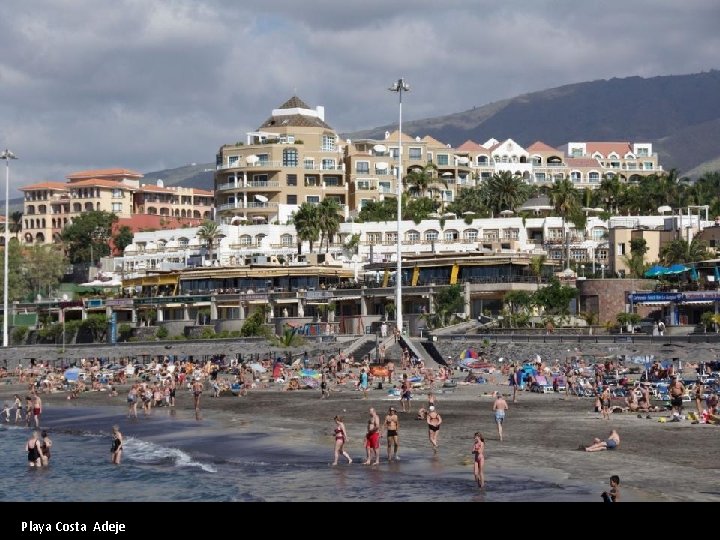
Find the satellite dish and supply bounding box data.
[375,162,388,170]
[456,156,469,164]
[441,172,453,177]
[62,294,68,301]
[657,205,672,214]
[373,144,387,153]
[255,194,269,203]
[246,155,259,165]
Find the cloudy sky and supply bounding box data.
[0,0,717,193]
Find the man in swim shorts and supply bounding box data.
[364,407,380,465]
[492,392,509,441]
[584,429,620,452]
[384,407,400,462]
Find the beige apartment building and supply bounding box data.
[214,96,346,224]
[21,168,213,245]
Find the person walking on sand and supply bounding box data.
[111,425,123,465]
[25,431,44,467]
[493,393,509,441]
[472,432,485,488]
[426,405,442,453]
[192,379,204,411]
[600,386,611,421]
[384,406,400,462]
[320,371,330,399]
[400,376,412,412]
[332,415,352,466]
[386,360,395,384]
[40,430,52,467]
[364,407,381,465]
[669,376,685,420]
[127,384,138,418]
[359,368,369,399]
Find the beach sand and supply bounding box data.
[3,367,718,502]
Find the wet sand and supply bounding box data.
[3,372,718,502]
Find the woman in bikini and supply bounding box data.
[332,415,352,465]
[192,380,203,411]
[426,406,442,453]
[695,380,705,416]
[472,432,485,488]
[111,425,123,465]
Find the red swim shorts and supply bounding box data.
[365,432,380,449]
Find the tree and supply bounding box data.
[616,312,641,334]
[356,198,397,222]
[550,179,580,269]
[197,220,222,263]
[622,238,650,278]
[403,196,436,223]
[529,254,546,284]
[318,198,342,252]
[479,171,530,216]
[293,203,320,254]
[598,174,623,213]
[532,278,577,316]
[447,187,488,217]
[0,241,29,302]
[659,238,710,265]
[404,164,439,198]
[61,211,118,264]
[422,284,464,329]
[21,245,67,300]
[9,210,22,240]
[113,225,134,254]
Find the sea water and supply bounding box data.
[0,407,597,502]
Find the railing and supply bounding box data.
[216,181,280,191]
[217,202,278,211]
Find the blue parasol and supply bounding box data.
[666,264,689,275]
[64,367,82,382]
[644,265,667,278]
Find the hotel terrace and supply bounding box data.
[20,169,213,245]
[215,96,664,223]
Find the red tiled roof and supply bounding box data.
[584,142,632,157]
[192,188,214,196]
[385,130,419,144]
[67,168,143,180]
[527,141,559,153]
[19,181,69,191]
[456,140,484,151]
[566,157,602,168]
[421,135,448,147]
[70,178,133,189]
[137,184,174,193]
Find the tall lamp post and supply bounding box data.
[1,150,17,347]
[388,78,409,335]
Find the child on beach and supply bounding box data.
[472,432,485,488]
[601,475,620,502]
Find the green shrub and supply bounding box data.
[156,326,169,339]
[12,326,28,344]
[200,327,216,339]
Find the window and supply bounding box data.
[287,195,297,205]
[425,230,439,242]
[367,232,382,245]
[257,153,269,164]
[324,176,340,187]
[644,162,654,170]
[617,243,626,256]
[304,158,315,170]
[483,230,498,241]
[239,235,252,246]
[477,156,488,165]
[597,250,608,260]
[322,134,336,152]
[463,229,478,242]
[589,172,600,183]
[282,149,298,167]
[427,152,433,163]
[228,156,239,167]
[409,147,422,160]
[112,188,123,198]
[503,228,519,240]
[444,229,459,242]
[385,232,397,244]
[360,199,372,208]
[251,174,268,185]
[389,147,399,158]
[112,203,122,212]
[378,181,391,194]
[321,159,335,170]
[356,179,371,190]
[406,230,420,243]
[571,171,582,182]
[286,174,297,186]
[550,250,562,260]
[356,161,370,174]
[437,154,449,166]
[571,148,583,158]
[636,147,649,157]
[535,172,546,182]
[306,196,320,204]
[281,234,293,246]
[591,227,607,240]
[305,176,319,187]
[442,190,453,202]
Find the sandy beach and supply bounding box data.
[2,348,718,502]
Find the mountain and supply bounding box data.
[141,162,215,190]
[344,70,720,176]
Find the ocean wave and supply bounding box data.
[123,437,216,473]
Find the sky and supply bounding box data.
[0,0,718,194]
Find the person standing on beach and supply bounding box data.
[669,376,685,420]
[384,407,400,462]
[25,395,33,427]
[111,425,123,465]
[600,386,611,420]
[40,430,52,467]
[320,371,330,399]
[386,360,395,384]
[364,407,380,465]
[426,406,442,453]
[492,393,508,441]
[400,376,411,412]
[472,432,485,488]
[359,368,369,399]
[332,415,352,466]
[127,385,138,418]
[192,379,204,411]
[13,394,22,423]
[509,366,518,403]
[25,431,44,467]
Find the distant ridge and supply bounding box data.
[141,163,215,190]
[344,70,720,176]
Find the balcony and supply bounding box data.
[217,202,278,212]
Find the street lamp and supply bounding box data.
[601,264,606,280]
[0,149,17,348]
[388,78,409,336]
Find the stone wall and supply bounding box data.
[577,278,656,325]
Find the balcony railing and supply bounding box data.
[217,202,279,211]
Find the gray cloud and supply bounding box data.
[0,0,717,193]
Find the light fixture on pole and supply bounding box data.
[388,78,409,336]
[0,149,17,348]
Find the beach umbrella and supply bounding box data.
[666,264,689,275]
[644,265,667,278]
[64,367,82,382]
[690,266,699,281]
[247,362,266,373]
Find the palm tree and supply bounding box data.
[549,179,580,269]
[197,220,221,263]
[404,164,438,198]
[318,198,342,252]
[529,254,546,284]
[10,210,22,240]
[292,203,320,254]
[660,238,710,265]
[479,171,530,216]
